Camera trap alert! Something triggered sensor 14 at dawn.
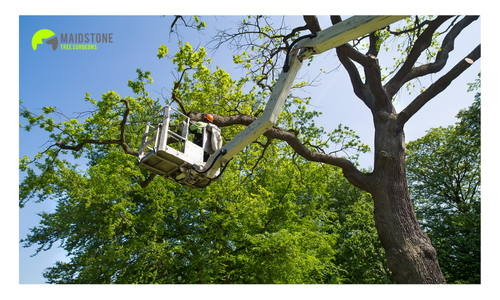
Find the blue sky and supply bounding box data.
[15,13,488,288]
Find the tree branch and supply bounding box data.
[51,99,158,188]
[189,111,372,192]
[56,99,138,156]
[397,44,480,125]
[336,43,390,111]
[384,16,454,97]
[336,45,374,110]
[45,112,160,192]
[139,173,156,188]
[171,68,191,115]
[234,138,273,189]
[387,18,433,36]
[261,179,292,234]
[303,16,322,34]
[330,15,342,26]
[386,16,478,98]
[264,126,372,192]
[210,16,316,90]
[366,31,380,57]
[365,54,392,110]
[170,16,184,33]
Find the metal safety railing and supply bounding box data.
[138,106,192,161]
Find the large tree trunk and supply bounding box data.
[369,111,445,283]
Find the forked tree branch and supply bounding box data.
[170,16,184,32]
[391,15,479,96]
[383,16,472,98]
[336,45,374,110]
[384,16,452,96]
[397,44,481,125]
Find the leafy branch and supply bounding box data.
[53,98,137,156]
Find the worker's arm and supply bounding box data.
[189,122,208,134]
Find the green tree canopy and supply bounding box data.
[20,127,386,283]
[20,41,388,283]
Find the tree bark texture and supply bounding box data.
[369,112,445,283]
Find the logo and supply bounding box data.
[32,29,58,51]
[32,29,113,51]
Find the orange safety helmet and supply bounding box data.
[205,114,214,123]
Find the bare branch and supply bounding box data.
[209,16,314,90]
[171,68,191,115]
[397,44,480,125]
[170,16,184,33]
[167,15,206,42]
[330,15,342,26]
[384,16,453,97]
[388,15,479,98]
[336,46,364,95]
[336,44,376,111]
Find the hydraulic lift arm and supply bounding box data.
[201,15,407,179]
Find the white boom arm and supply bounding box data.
[202,15,407,179]
[296,16,407,58]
